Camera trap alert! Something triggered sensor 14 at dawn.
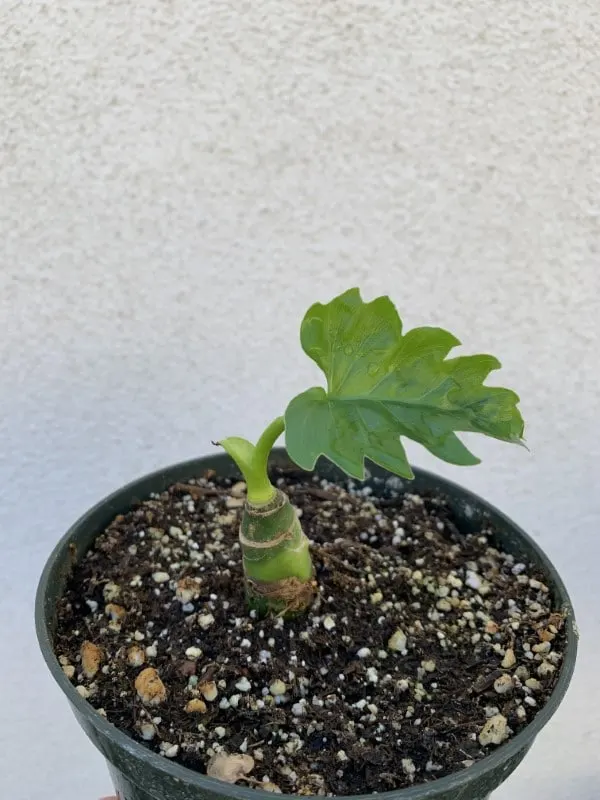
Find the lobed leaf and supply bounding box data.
[285,288,524,479]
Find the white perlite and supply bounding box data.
[465,571,482,591]
[291,701,306,716]
[387,629,407,652]
[160,742,179,758]
[402,758,416,777]
[366,667,379,684]
[323,615,336,631]
[102,582,121,602]
[269,679,286,696]
[139,722,156,741]
[235,677,252,692]
[479,714,510,746]
[152,572,170,584]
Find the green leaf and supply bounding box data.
[284,288,525,480]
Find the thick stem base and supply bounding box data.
[240,489,316,616]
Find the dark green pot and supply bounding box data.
[35,451,577,800]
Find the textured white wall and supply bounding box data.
[1,2,599,798]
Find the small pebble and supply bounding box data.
[479,714,510,746]
[532,641,551,654]
[537,661,556,678]
[135,668,167,706]
[515,665,530,681]
[200,681,218,702]
[80,641,103,678]
[357,647,372,659]
[525,678,543,692]
[127,646,145,667]
[235,677,252,692]
[185,647,202,660]
[105,603,126,622]
[206,752,255,784]
[501,648,516,669]
[447,574,463,589]
[152,572,170,584]
[176,577,201,604]
[323,616,336,631]
[493,674,513,695]
[185,698,208,714]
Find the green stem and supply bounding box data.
[253,416,285,480]
[240,490,315,616]
[217,417,285,504]
[216,416,316,615]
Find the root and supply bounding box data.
[246,575,317,615]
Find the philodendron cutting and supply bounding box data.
[40,287,575,800]
[217,287,524,615]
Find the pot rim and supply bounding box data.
[35,453,578,800]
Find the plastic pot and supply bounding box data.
[36,450,577,800]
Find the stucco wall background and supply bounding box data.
[1,2,599,798]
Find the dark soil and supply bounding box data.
[54,469,566,796]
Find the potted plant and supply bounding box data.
[36,288,576,800]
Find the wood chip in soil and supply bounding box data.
[54,469,566,796]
